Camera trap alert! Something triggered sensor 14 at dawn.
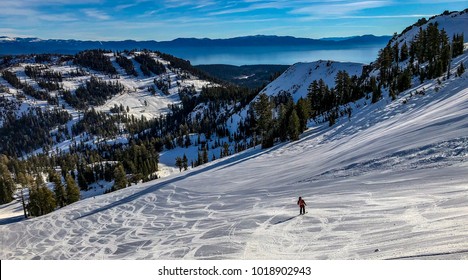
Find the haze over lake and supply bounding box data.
[157,45,384,66]
[1,35,389,66]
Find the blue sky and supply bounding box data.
[1,1,466,40]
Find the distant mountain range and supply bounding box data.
[0,35,392,55]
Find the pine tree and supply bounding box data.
[197,152,203,166]
[175,156,183,172]
[77,172,88,191]
[400,42,409,61]
[28,176,56,217]
[0,159,15,204]
[392,43,400,65]
[277,103,292,142]
[335,70,352,104]
[457,62,465,76]
[295,98,310,132]
[65,173,80,204]
[307,80,319,115]
[253,93,273,143]
[288,109,300,141]
[223,142,230,157]
[439,29,451,77]
[184,134,191,148]
[182,154,188,171]
[397,67,412,93]
[113,164,128,190]
[452,34,464,57]
[378,44,394,84]
[370,77,382,103]
[16,171,31,218]
[50,171,66,208]
[389,88,397,101]
[328,110,338,127]
[202,147,209,164]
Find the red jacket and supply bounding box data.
[298,199,306,207]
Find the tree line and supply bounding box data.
[1,70,58,104]
[62,76,124,109]
[249,23,466,147]
[74,49,117,76]
[0,107,71,156]
[377,23,464,97]
[134,52,166,76]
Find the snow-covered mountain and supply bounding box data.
[1,52,214,121]
[0,51,221,174]
[392,9,468,48]
[260,60,363,101]
[226,60,363,132]
[0,35,392,56]
[1,48,467,259]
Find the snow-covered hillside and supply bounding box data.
[1,48,467,259]
[227,60,363,132]
[0,51,219,178]
[0,52,214,122]
[1,9,468,260]
[261,61,363,101]
[393,10,468,48]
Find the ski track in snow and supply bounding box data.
[1,50,468,260]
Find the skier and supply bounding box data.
[297,197,306,215]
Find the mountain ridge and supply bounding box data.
[1,49,467,259]
[0,34,392,55]
[0,9,468,260]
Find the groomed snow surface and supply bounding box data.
[1,53,468,260]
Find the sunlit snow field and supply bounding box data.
[1,51,467,259]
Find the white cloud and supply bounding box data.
[30,0,102,4]
[340,14,432,19]
[163,0,197,8]
[407,0,468,3]
[115,4,138,11]
[82,9,111,20]
[0,28,34,38]
[114,0,153,11]
[291,1,392,16]
[208,6,264,16]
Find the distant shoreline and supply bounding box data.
[0,35,390,66]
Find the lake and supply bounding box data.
[157,45,384,66]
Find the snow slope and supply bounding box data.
[0,52,215,126]
[1,51,467,260]
[1,52,217,166]
[227,60,363,132]
[393,10,468,48]
[260,60,363,101]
